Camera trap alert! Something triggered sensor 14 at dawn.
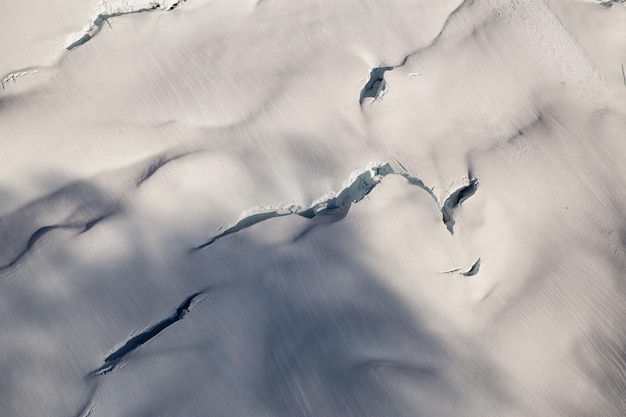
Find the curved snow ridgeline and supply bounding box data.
[2,0,626,416]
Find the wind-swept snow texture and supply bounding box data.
[2,0,626,416]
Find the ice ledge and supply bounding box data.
[193,161,478,250]
[65,0,189,50]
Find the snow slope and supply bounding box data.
[1,0,626,416]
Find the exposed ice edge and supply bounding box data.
[194,161,478,250]
[442,174,478,235]
[65,0,188,50]
[193,162,396,250]
[462,258,481,276]
[1,68,46,90]
[437,258,480,276]
[360,67,392,105]
[598,0,626,7]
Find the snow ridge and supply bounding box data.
[0,152,188,276]
[0,213,115,273]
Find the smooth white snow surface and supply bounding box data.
[1,0,626,416]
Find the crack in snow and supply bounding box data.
[437,258,481,276]
[358,0,471,106]
[193,162,395,250]
[461,258,481,276]
[90,290,209,377]
[66,0,189,50]
[359,67,393,106]
[599,0,626,7]
[442,173,478,234]
[71,382,100,417]
[193,161,466,250]
[0,68,46,90]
